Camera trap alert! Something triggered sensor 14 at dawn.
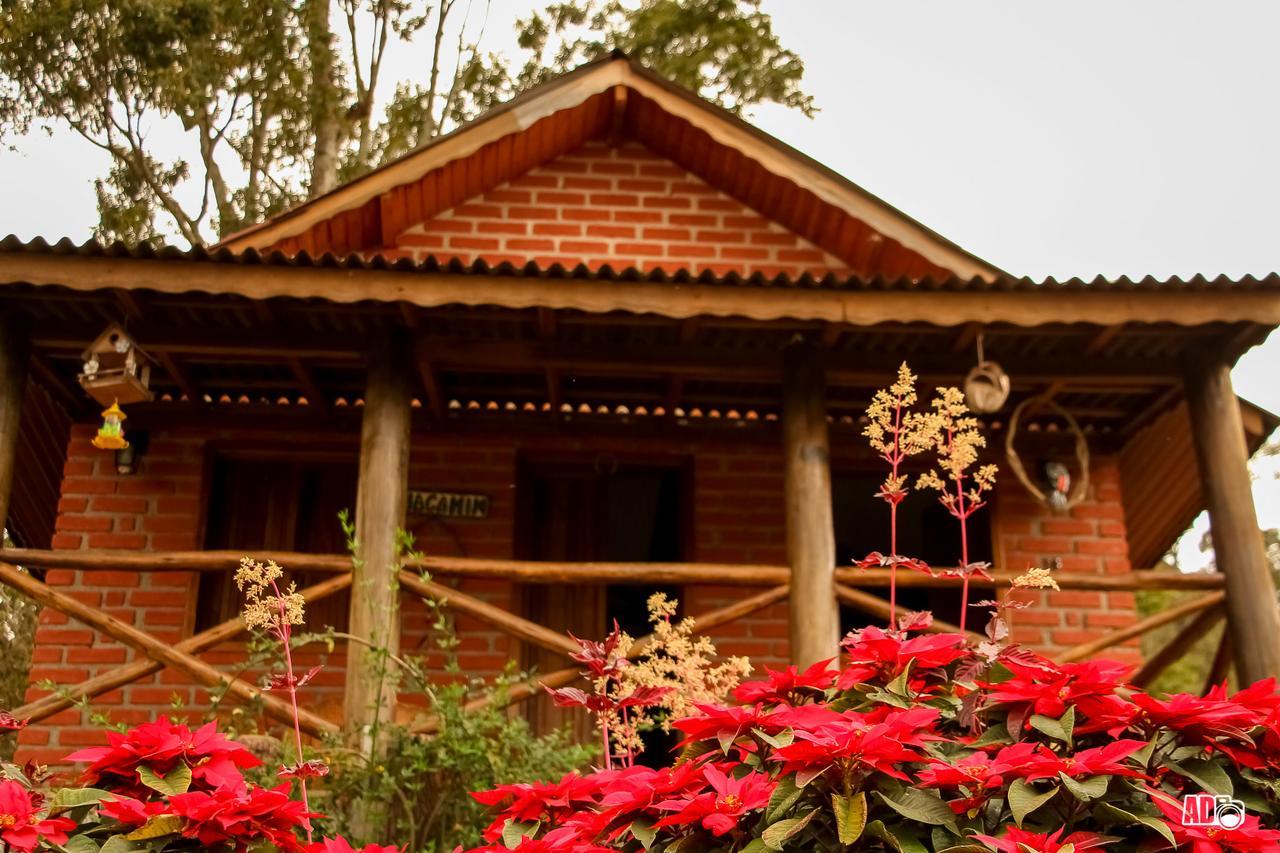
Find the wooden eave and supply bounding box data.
[216,52,1000,281]
[4,245,1280,329]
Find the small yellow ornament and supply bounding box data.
[92,400,129,450]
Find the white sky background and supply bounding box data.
[0,0,1276,568]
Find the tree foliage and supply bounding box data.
[0,0,814,245]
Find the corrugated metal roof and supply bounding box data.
[4,235,1279,294]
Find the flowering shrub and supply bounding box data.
[456,367,1280,851]
[461,619,1280,852]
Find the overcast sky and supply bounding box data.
[0,1,1276,567]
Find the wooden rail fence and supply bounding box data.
[0,548,1231,736]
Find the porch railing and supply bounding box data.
[0,549,1228,740]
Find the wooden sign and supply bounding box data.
[407,489,490,519]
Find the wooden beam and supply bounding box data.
[0,561,338,737]
[1185,355,1280,683]
[413,347,446,420]
[344,332,413,739]
[1204,630,1233,693]
[287,357,326,409]
[14,573,352,723]
[2,548,1229,592]
[834,583,979,641]
[7,253,1279,327]
[0,316,28,534]
[26,352,81,412]
[154,352,199,402]
[1059,591,1225,663]
[1084,323,1125,356]
[398,571,579,658]
[951,322,982,353]
[1130,603,1224,688]
[781,338,838,666]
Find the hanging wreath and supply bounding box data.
[1004,394,1091,511]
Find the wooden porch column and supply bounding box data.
[782,338,839,667]
[343,331,412,737]
[1185,355,1280,684]
[0,316,28,535]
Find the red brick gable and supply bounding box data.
[390,141,853,277]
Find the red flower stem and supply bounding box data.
[948,428,971,635]
[887,398,903,628]
[271,582,312,843]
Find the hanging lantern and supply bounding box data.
[963,332,1010,414]
[92,400,129,451]
[79,323,153,406]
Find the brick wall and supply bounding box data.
[994,457,1141,666]
[17,424,1139,763]
[390,141,852,278]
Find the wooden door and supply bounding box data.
[517,458,686,740]
[197,456,357,632]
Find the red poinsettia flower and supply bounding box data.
[0,710,27,731]
[732,659,836,704]
[465,825,615,853]
[169,782,317,852]
[917,741,1045,790]
[1025,739,1148,780]
[99,794,171,827]
[473,771,612,842]
[1133,689,1267,744]
[594,763,705,840]
[982,658,1137,734]
[653,764,774,836]
[307,837,404,853]
[0,780,74,853]
[973,826,1112,853]
[65,716,262,798]
[1148,787,1280,853]
[672,703,782,751]
[775,706,938,781]
[837,626,968,689]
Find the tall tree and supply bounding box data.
[0,0,813,245]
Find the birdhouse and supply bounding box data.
[79,323,153,406]
[92,400,129,450]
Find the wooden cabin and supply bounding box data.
[2,52,1279,759]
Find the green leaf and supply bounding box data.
[795,766,827,788]
[875,788,957,828]
[866,820,928,853]
[501,819,540,849]
[1171,757,1234,797]
[98,837,145,853]
[753,727,794,749]
[717,729,738,755]
[969,723,1012,748]
[629,819,656,850]
[1028,709,1073,746]
[761,808,818,850]
[58,837,103,853]
[1094,802,1176,847]
[1007,779,1058,827]
[50,787,113,810]
[136,764,191,796]
[831,792,867,845]
[740,840,770,853]
[1058,773,1109,802]
[766,775,803,823]
[1132,735,1159,767]
[123,814,184,840]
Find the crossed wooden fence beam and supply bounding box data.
[0,548,1231,738]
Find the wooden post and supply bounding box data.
[343,332,412,739]
[1185,355,1280,684]
[0,316,28,535]
[782,338,839,667]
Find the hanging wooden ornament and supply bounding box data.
[1004,394,1090,512]
[92,400,130,451]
